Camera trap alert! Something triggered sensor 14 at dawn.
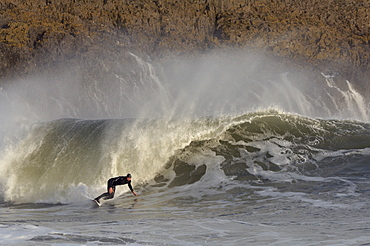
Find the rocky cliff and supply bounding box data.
[1,0,369,84]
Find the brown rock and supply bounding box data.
[0,0,369,85]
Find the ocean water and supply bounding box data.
[1,51,370,245]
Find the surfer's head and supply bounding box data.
[127,173,132,179]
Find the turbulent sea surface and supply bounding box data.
[1,51,370,245]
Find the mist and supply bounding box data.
[0,48,368,132]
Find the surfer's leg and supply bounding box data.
[94,187,115,202]
[106,186,115,200]
[95,192,108,201]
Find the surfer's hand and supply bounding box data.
[132,191,138,196]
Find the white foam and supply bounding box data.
[256,188,349,209]
[0,223,54,244]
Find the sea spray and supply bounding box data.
[322,72,368,120]
[158,50,369,120]
[0,51,368,127]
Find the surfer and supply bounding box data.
[94,174,138,205]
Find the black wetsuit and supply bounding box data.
[94,176,134,202]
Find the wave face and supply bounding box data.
[1,110,370,204]
[0,50,369,204]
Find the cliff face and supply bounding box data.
[1,0,369,81]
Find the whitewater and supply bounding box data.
[1,50,370,245]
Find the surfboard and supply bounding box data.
[92,199,101,207]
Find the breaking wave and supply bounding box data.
[1,109,370,203]
[0,50,369,204]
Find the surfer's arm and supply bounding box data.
[128,182,138,196]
